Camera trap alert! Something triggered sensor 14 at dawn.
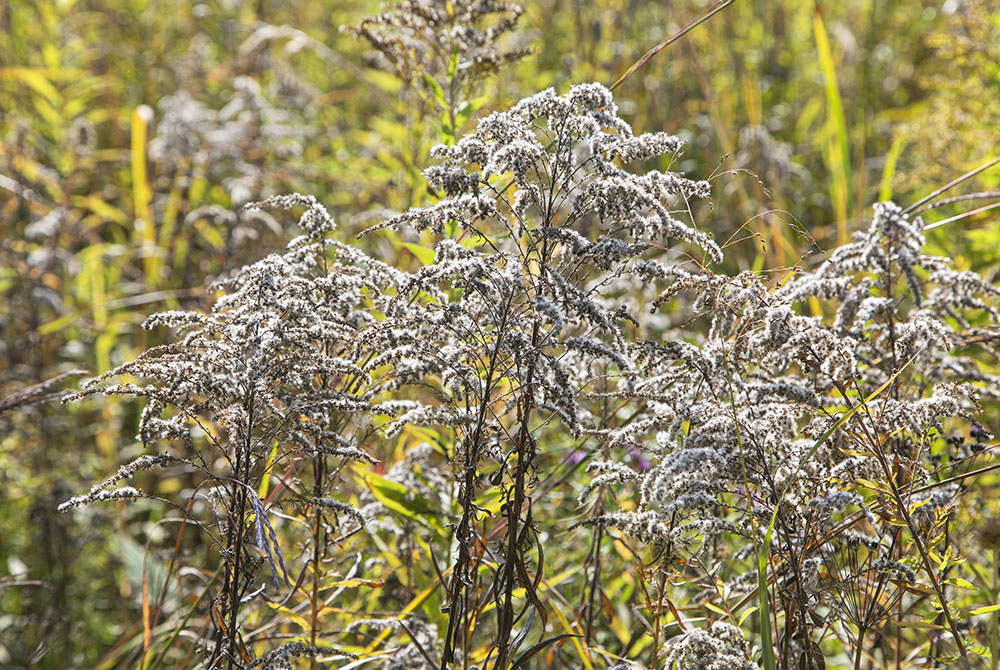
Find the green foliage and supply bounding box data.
[2,1,1000,669]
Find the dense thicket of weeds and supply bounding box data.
[3,2,1000,670]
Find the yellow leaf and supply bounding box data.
[0,67,61,105]
[945,578,974,590]
[551,600,593,670]
[902,583,936,596]
[325,578,384,589]
[739,606,759,627]
[401,242,436,265]
[257,441,279,500]
[703,602,728,616]
[266,602,312,633]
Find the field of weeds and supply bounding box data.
[2,2,1000,669]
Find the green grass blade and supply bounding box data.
[879,135,907,202]
[814,11,852,244]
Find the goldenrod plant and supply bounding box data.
[3,2,1000,669]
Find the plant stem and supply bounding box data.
[870,440,971,667]
[440,292,515,670]
[308,453,326,670]
[854,627,867,670]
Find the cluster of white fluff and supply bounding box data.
[63,80,1000,669]
[582,197,999,664]
[661,621,760,670]
[62,197,413,664]
[347,0,529,110]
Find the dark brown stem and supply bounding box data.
[308,452,326,670]
[582,523,604,644]
[212,393,254,670]
[871,440,970,667]
[440,293,515,670]
[854,626,867,670]
[494,232,550,669]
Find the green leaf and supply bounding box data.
[447,46,460,82]
[422,73,448,110]
[455,96,489,131]
[892,620,944,629]
[738,606,758,627]
[401,242,436,265]
[969,604,1000,616]
[944,577,974,589]
[367,472,442,534]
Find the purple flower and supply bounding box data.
[629,449,651,471]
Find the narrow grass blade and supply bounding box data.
[814,11,851,244]
[130,105,158,284]
[879,135,906,202]
[905,156,1000,214]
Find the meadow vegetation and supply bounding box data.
[2,1,1000,669]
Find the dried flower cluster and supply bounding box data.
[584,199,1000,667]
[62,195,412,666]
[62,80,1000,670]
[347,0,529,105]
[357,81,723,666]
[661,622,759,670]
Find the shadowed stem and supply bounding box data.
[494,319,541,669]
[440,290,516,670]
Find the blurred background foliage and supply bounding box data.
[1,0,998,667]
